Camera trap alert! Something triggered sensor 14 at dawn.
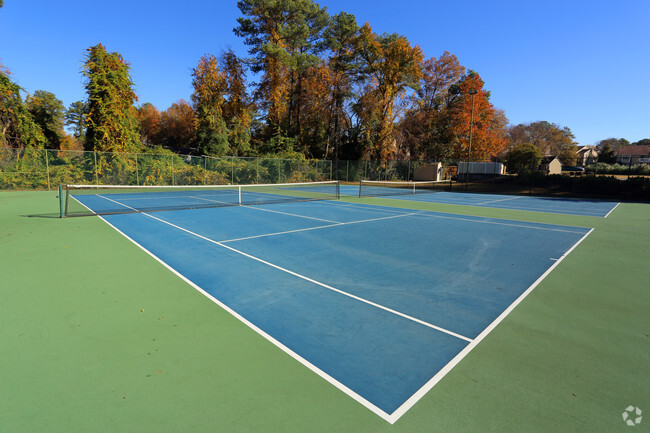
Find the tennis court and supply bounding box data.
[341,183,619,217]
[2,185,649,432]
[69,185,592,422]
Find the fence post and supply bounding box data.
[171,154,175,186]
[256,158,259,184]
[203,156,207,185]
[231,156,234,184]
[135,153,139,186]
[94,151,99,185]
[44,149,51,190]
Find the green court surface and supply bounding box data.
[1,190,648,432]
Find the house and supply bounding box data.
[577,145,598,166]
[616,145,650,165]
[539,156,562,174]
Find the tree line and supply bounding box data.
[1,0,646,166]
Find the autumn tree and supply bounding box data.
[26,90,66,149]
[235,0,329,150]
[136,103,161,147]
[356,24,423,161]
[557,142,578,166]
[220,50,253,155]
[448,72,508,162]
[322,11,361,160]
[0,67,46,148]
[507,121,576,157]
[83,44,141,152]
[159,100,196,149]
[191,54,229,156]
[298,63,334,157]
[399,52,465,160]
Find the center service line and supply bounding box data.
[97,194,472,343]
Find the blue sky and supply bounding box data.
[1,0,648,146]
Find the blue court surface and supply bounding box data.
[340,185,619,217]
[76,194,592,422]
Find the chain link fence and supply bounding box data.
[332,160,456,183]
[0,148,333,190]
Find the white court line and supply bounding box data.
[245,205,342,223]
[326,200,589,235]
[219,212,420,243]
[416,212,588,234]
[476,196,524,205]
[220,223,343,243]
[95,193,476,423]
[387,227,595,422]
[97,194,471,343]
[90,213,395,423]
[357,191,613,218]
[188,195,234,206]
[604,202,620,218]
[477,202,609,217]
[191,195,342,223]
[88,193,595,423]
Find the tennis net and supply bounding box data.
[60,181,340,217]
[358,180,451,198]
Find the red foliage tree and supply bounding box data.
[449,72,508,162]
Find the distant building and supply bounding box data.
[616,145,650,165]
[456,162,505,175]
[413,162,443,181]
[539,156,562,174]
[577,145,598,166]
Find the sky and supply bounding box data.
[1,0,648,146]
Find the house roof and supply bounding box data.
[577,146,598,154]
[540,156,558,164]
[617,145,650,156]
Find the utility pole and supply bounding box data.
[465,89,478,191]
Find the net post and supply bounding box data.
[238,185,242,205]
[58,184,64,218]
[336,180,340,199]
[358,180,363,198]
[64,185,70,217]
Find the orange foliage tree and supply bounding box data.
[449,72,508,162]
[191,54,229,156]
[159,100,196,149]
[398,52,465,160]
[299,63,335,157]
[357,24,423,162]
[136,103,161,146]
[220,50,253,155]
